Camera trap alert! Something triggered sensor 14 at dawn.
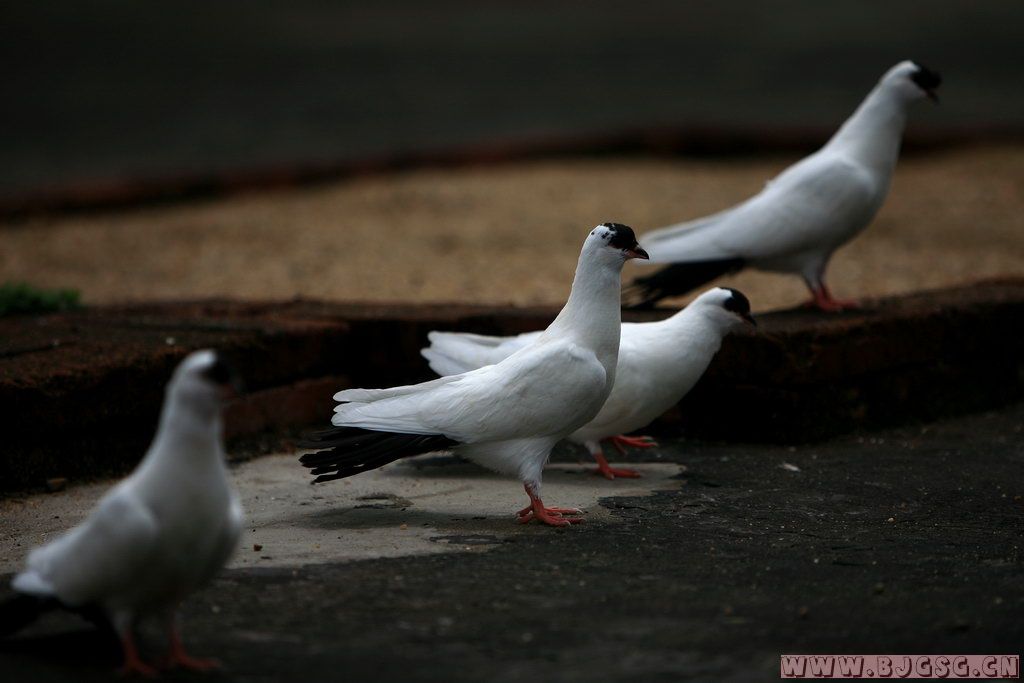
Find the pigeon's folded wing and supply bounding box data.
[643,156,877,263]
[422,330,542,376]
[334,339,608,443]
[14,485,158,606]
[193,494,244,585]
[576,331,656,435]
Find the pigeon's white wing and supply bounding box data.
[421,330,543,376]
[192,493,244,586]
[642,154,878,263]
[574,326,660,436]
[334,339,608,443]
[14,484,158,606]
[334,373,462,403]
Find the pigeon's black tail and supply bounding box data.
[298,426,459,484]
[623,258,746,309]
[0,594,59,637]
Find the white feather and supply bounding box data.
[420,288,745,449]
[328,225,637,493]
[640,61,934,287]
[11,350,243,635]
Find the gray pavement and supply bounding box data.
[2,404,1022,681]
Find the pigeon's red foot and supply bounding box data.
[591,451,642,480]
[608,434,659,451]
[516,485,584,527]
[161,629,222,672]
[118,635,159,678]
[162,652,222,672]
[806,286,860,312]
[516,505,584,526]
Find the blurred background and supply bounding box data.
[1,1,1022,309]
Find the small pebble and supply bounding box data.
[253,543,263,552]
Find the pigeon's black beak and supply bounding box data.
[911,65,941,105]
[626,246,649,260]
[741,312,757,328]
[219,379,244,401]
[204,356,244,400]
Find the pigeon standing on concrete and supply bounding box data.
[0,350,244,676]
[301,223,649,526]
[626,61,942,311]
[422,287,755,478]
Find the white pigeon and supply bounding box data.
[422,287,755,478]
[626,60,942,311]
[1,350,244,676]
[301,223,649,526]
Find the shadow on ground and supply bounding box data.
[2,404,1022,682]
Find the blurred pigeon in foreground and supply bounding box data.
[423,287,755,478]
[626,60,942,311]
[0,350,243,676]
[301,223,648,526]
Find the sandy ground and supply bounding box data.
[2,145,1022,312]
[0,455,682,574]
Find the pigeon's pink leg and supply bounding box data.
[161,619,221,672]
[515,483,584,527]
[117,632,158,678]
[608,434,658,451]
[590,448,642,480]
[804,283,859,312]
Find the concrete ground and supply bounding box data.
[1,404,1021,681]
[3,146,1023,312]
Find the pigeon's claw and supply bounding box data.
[161,628,222,672]
[118,635,159,678]
[118,660,159,679]
[516,506,585,527]
[593,463,642,480]
[806,285,860,312]
[161,652,222,673]
[591,449,642,479]
[608,434,659,452]
[517,485,585,526]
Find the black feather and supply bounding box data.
[624,258,746,309]
[910,63,942,92]
[721,287,752,315]
[0,593,112,639]
[0,594,59,637]
[299,426,459,483]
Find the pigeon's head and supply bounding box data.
[584,223,649,265]
[883,60,942,104]
[693,287,756,330]
[169,349,243,414]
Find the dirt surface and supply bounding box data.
[2,146,1022,312]
[1,404,1021,682]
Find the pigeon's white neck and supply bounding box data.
[663,302,733,348]
[824,81,910,175]
[143,388,225,471]
[546,249,623,364]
